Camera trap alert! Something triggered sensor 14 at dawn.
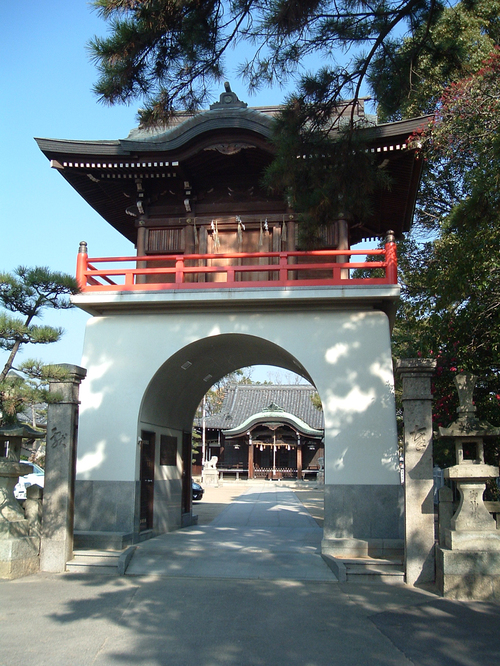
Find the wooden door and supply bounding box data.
[182,432,192,515]
[140,431,155,531]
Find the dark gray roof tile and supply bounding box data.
[201,384,323,430]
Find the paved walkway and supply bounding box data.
[1,485,500,666]
[126,485,335,581]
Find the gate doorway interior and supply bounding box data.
[139,431,155,532]
[138,334,316,536]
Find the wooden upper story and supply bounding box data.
[36,88,427,299]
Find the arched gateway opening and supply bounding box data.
[138,334,314,532]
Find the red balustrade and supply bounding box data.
[76,240,397,293]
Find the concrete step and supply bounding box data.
[66,549,122,575]
[343,558,404,584]
[322,554,405,584]
[74,531,134,550]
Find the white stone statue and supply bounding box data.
[205,456,218,469]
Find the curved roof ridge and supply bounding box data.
[222,407,323,438]
[121,106,275,152]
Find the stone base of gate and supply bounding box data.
[74,530,135,551]
[436,546,500,600]
[322,483,404,560]
[321,537,403,559]
[0,533,40,579]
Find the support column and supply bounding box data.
[396,358,436,586]
[297,437,303,480]
[40,364,87,573]
[336,218,350,279]
[136,221,147,284]
[248,436,254,480]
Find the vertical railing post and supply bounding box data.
[385,230,398,284]
[175,256,184,284]
[76,241,88,290]
[279,253,288,283]
[332,260,341,283]
[337,217,350,279]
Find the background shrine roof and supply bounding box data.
[200,384,324,432]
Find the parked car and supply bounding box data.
[192,480,204,501]
[14,462,44,500]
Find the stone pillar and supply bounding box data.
[396,358,436,586]
[40,364,87,572]
[438,486,454,548]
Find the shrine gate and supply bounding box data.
[36,87,427,559]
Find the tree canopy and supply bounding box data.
[392,44,500,466]
[89,0,444,127]
[88,0,445,234]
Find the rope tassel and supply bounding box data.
[236,215,245,245]
[211,220,221,252]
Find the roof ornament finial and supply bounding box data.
[210,82,248,110]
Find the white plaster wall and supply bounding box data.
[76,307,398,486]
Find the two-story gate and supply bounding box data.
[36,88,427,559]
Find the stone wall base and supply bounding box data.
[323,483,404,547]
[0,536,40,579]
[74,531,135,550]
[321,537,403,559]
[436,546,500,600]
[75,480,135,533]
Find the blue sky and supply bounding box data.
[0,1,295,379]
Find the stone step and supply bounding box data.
[66,549,122,575]
[322,554,405,584]
[343,557,402,572]
[343,558,404,584]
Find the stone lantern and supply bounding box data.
[436,374,500,599]
[0,423,44,579]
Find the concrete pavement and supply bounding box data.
[1,485,499,665]
[125,486,335,581]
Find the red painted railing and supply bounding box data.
[76,237,397,292]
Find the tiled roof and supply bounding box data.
[201,384,324,431]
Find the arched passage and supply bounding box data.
[140,333,313,433]
[138,334,315,533]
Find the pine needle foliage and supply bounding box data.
[88,0,444,126]
[0,267,79,426]
[88,0,445,232]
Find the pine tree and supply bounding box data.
[0,267,79,425]
[88,0,444,127]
